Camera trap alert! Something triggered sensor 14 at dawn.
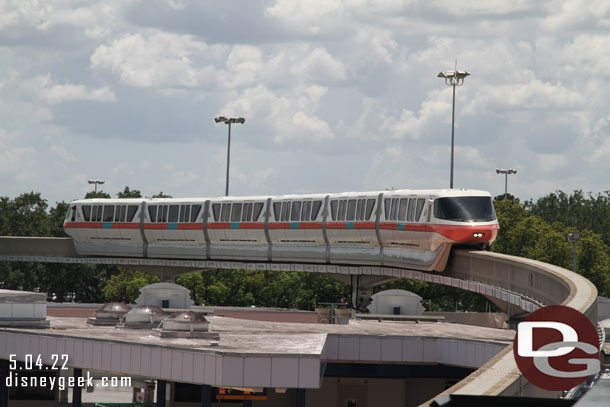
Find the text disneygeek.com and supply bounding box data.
[6,354,131,391]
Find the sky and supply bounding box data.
[2,0,610,206]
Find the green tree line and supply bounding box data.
[1,189,609,309]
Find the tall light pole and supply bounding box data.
[87,179,105,194]
[214,116,245,197]
[495,169,517,198]
[567,231,580,273]
[438,68,470,189]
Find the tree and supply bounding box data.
[0,192,49,236]
[152,192,172,198]
[47,201,69,237]
[85,191,111,199]
[103,269,159,303]
[117,186,142,199]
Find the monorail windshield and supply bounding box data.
[434,197,496,222]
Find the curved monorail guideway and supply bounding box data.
[0,187,600,402]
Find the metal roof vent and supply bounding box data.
[87,302,131,326]
[116,305,167,329]
[152,311,219,340]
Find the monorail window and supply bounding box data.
[212,204,220,221]
[114,205,122,222]
[398,198,408,221]
[281,202,291,221]
[273,202,281,220]
[416,198,425,221]
[179,205,186,222]
[183,205,190,223]
[241,203,250,222]
[169,205,179,223]
[338,200,346,221]
[91,205,102,222]
[120,205,127,222]
[161,205,168,222]
[291,201,301,221]
[103,206,114,222]
[221,203,230,222]
[82,205,91,221]
[245,202,253,221]
[434,196,496,222]
[301,201,311,221]
[311,201,322,220]
[390,198,398,220]
[407,198,415,221]
[191,205,201,222]
[149,206,157,222]
[231,203,242,222]
[384,199,390,220]
[330,200,338,221]
[253,202,264,221]
[356,199,364,220]
[127,205,138,222]
[70,206,76,222]
[366,199,375,220]
[346,200,357,221]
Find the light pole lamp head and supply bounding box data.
[215,116,245,125]
[87,180,105,185]
[228,117,245,124]
[567,232,581,243]
[438,70,470,86]
[496,168,517,175]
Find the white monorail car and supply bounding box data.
[63,189,499,272]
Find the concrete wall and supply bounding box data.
[0,237,77,257]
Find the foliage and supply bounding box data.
[117,186,142,198]
[176,270,349,310]
[85,191,111,199]
[103,269,159,303]
[152,191,172,198]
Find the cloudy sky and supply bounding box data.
[2,0,610,205]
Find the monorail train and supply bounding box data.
[63,189,499,272]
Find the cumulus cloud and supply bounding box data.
[380,97,450,140]
[221,84,334,144]
[472,80,585,112]
[0,129,38,178]
[90,32,216,87]
[0,0,122,39]
[50,145,77,162]
[19,74,115,104]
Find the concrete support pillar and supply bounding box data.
[0,360,8,407]
[72,368,82,407]
[296,388,306,407]
[157,380,166,407]
[201,384,212,407]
